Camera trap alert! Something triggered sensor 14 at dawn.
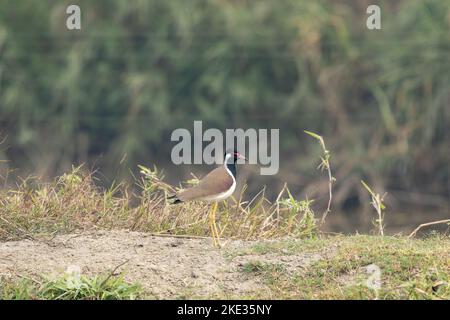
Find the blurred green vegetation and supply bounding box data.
[0,0,449,225]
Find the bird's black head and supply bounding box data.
[224,149,246,179]
[224,149,246,163]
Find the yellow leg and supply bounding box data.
[208,202,221,248]
[212,202,222,248]
[209,211,217,247]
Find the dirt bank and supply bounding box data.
[0,230,325,299]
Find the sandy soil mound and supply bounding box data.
[0,230,323,298]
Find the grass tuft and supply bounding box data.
[0,273,141,300]
[241,261,286,275]
[0,166,318,242]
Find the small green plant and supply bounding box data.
[241,261,285,275]
[279,188,317,238]
[58,165,84,188]
[361,180,387,236]
[304,130,335,225]
[0,278,34,300]
[1,273,141,300]
[138,165,172,194]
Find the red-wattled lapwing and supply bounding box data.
[168,150,246,247]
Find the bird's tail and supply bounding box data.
[167,193,183,204]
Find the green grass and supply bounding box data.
[241,261,286,275]
[0,168,448,300]
[233,235,450,299]
[0,273,142,300]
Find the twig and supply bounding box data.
[147,232,210,240]
[99,259,130,288]
[62,232,98,245]
[15,273,43,286]
[155,219,206,234]
[408,219,450,238]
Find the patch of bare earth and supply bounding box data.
[0,230,325,298]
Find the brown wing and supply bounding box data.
[176,166,234,201]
